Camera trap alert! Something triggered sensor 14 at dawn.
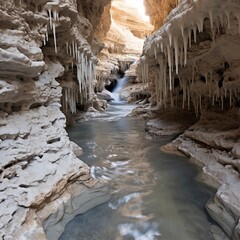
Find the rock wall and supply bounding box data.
[144,0,177,31]
[0,0,111,239]
[140,0,240,238]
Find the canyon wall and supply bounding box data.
[95,0,153,92]
[140,0,240,239]
[0,0,111,239]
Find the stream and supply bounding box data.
[60,103,216,240]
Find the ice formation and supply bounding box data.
[42,1,97,114]
[46,2,59,53]
[140,0,240,114]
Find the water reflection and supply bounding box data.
[61,104,215,240]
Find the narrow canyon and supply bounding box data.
[0,0,239,239]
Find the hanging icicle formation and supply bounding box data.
[45,1,60,53]
[42,2,98,113]
[140,0,240,114]
[62,87,78,114]
[65,40,97,105]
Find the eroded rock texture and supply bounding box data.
[140,0,240,238]
[0,0,110,239]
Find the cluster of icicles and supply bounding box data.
[60,44,96,114]
[139,0,240,115]
[66,41,96,96]
[43,2,59,53]
[43,1,96,114]
[62,87,78,114]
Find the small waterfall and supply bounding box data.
[112,76,128,102]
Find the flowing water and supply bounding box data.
[60,103,216,240]
[111,77,128,102]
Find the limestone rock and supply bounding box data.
[0,0,111,239]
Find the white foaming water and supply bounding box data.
[108,192,140,210]
[112,76,128,102]
[118,222,161,240]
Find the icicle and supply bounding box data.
[53,9,58,22]
[72,41,75,60]
[168,32,172,47]
[193,25,197,43]
[188,28,192,48]
[211,28,216,43]
[208,11,214,28]
[224,10,231,29]
[199,15,205,32]
[180,25,184,37]
[160,42,163,52]
[163,61,167,103]
[221,95,224,110]
[167,45,172,90]
[53,22,57,53]
[48,8,52,29]
[180,45,183,67]
[66,42,68,54]
[204,73,208,84]
[46,26,48,41]
[154,46,157,59]
[224,88,227,98]
[43,36,46,45]
[173,37,179,74]
[77,50,80,63]
[75,43,78,60]
[183,31,188,66]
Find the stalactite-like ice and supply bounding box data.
[66,42,68,54]
[225,10,231,29]
[46,2,59,54]
[183,31,188,66]
[173,37,179,74]
[48,8,52,29]
[52,22,57,53]
[167,45,172,90]
[208,11,214,28]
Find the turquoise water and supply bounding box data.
[61,103,215,240]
